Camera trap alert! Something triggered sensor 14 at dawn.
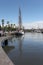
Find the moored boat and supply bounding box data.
[14,30,24,36]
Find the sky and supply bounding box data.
[0,0,43,29]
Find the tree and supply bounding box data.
[1,19,4,28]
[14,24,16,28]
[11,24,13,28]
[7,21,9,27]
[0,25,1,30]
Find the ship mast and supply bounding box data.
[18,8,22,30]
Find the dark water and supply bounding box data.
[2,33,43,65]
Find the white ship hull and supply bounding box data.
[15,30,24,36]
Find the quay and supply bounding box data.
[0,36,14,65]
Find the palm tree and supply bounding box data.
[14,24,16,28]
[7,21,11,32]
[11,24,13,28]
[7,21,9,27]
[1,19,4,28]
[0,25,1,30]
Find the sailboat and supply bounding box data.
[15,8,24,36]
[15,30,24,35]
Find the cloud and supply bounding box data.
[23,21,43,29]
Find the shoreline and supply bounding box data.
[0,36,14,65]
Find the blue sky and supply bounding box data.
[0,0,43,28]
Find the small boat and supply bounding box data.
[19,30,24,35]
[15,30,24,36]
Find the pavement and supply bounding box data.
[0,36,14,65]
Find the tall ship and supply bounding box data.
[15,8,24,35]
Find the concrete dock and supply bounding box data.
[0,36,14,65]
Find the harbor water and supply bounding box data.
[2,33,43,65]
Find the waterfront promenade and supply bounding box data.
[0,36,14,65]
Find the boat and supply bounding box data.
[14,30,24,36]
[19,30,24,35]
[14,8,24,36]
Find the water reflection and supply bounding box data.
[2,38,15,54]
[2,33,43,65]
[3,46,15,54]
[18,35,24,60]
[2,39,8,47]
